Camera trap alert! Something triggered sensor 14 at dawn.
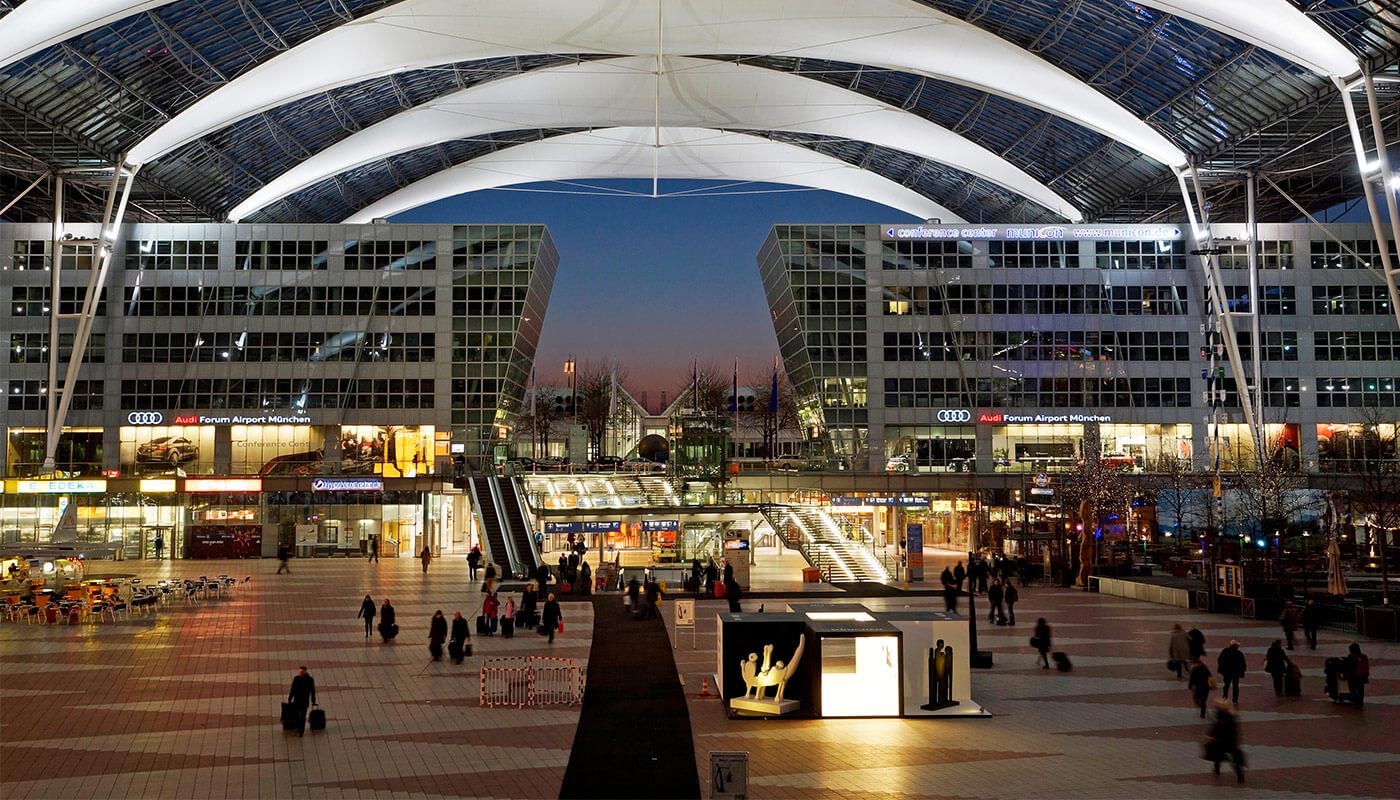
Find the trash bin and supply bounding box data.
[802,567,822,583]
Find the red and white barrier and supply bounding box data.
[479,656,586,708]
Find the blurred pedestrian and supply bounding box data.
[286,666,316,737]
[1003,581,1018,625]
[1032,618,1052,669]
[541,592,562,644]
[428,610,447,661]
[1187,626,1206,661]
[276,543,291,574]
[467,545,482,580]
[1343,642,1370,708]
[357,594,376,638]
[1302,598,1322,650]
[420,545,433,574]
[449,611,470,663]
[1217,640,1246,704]
[1263,639,1289,696]
[1278,601,1300,650]
[988,579,1005,625]
[1203,700,1245,782]
[1168,623,1191,678]
[1188,657,1214,717]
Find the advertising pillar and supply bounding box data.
[906,523,924,582]
[723,527,751,589]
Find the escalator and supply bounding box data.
[469,477,512,576]
[496,477,541,574]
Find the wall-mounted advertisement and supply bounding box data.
[120,426,215,475]
[234,425,324,476]
[340,425,434,477]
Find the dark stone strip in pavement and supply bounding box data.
[559,595,701,800]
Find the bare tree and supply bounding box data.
[513,385,561,459]
[737,367,802,462]
[1147,452,1212,548]
[573,360,628,459]
[1059,457,1137,584]
[1229,426,1316,566]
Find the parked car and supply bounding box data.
[623,458,666,472]
[885,453,911,472]
[536,456,569,471]
[591,455,624,470]
[136,436,199,464]
[506,457,537,471]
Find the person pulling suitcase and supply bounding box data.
[285,666,316,737]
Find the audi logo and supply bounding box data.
[936,409,972,423]
[127,412,164,425]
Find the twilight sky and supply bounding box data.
[393,180,920,407]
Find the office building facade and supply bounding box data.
[1,222,556,557]
[760,222,1398,477]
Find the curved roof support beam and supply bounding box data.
[342,127,967,224]
[1135,1,1358,79]
[229,56,1080,222]
[0,1,1358,80]
[0,1,173,70]
[126,0,1187,168]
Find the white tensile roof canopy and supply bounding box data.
[0,0,1370,223]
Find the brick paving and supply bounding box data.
[670,584,1400,800]
[0,557,591,800]
[5,556,1397,799]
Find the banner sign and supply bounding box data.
[831,495,929,507]
[311,477,383,492]
[641,519,679,531]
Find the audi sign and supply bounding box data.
[936,409,972,423]
[127,412,165,425]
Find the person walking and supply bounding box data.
[286,666,316,737]
[1302,598,1322,650]
[449,611,470,663]
[420,545,433,574]
[368,537,379,564]
[483,561,498,594]
[941,565,958,613]
[1168,623,1192,679]
[1187,626,1206,662]
[541,592,562,644]
[501,596,516,638]
[483,591,500,636]
[1188,657,1215,717]
[1032,618,1052,669]
[519,583,538,628]
[1003,581,1018,625]
[153,532,164,560]
[691,558,704,596]
[643,579,663,620]
[953,560,966,593]
[467,545,482,580]
[987,579,1005,625]
[1217,640,1247,704]
[357,594,376,638]
[378,598,397,642]
[1263,640,1289,696]
[1204,700,1245,782]
[579,559,592,595]
[724,574,742,613]
[428,610,447,661]
[1278,600,1300,650]
[276,543,291,574]
[1343,642,1370,708]
[535,561,551,597]
[704,559,720,594]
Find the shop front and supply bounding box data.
[1316,422,1397,473]
[6,428,104,478]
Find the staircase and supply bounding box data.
[497,477,541,573]
[469,477,513,577]
[762,505,890,583]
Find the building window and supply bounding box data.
[234,240,329,270]
[1094,239,1185,270]
[988,240,1079,268]
[124,239,219,270]
[9,333,105,363]
[1314,330,1400,362]
[1311,285,1393,315]
[343,240,436,270]
[1310,239,1397,270]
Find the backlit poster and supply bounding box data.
[232,425,323,475]
[120,426,215,475]
[340,425,434,477]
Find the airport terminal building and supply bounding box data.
[760,222,1398,477]
[1,222,557,557]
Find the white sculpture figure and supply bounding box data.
[739,634,805,703]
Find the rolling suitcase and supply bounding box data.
[308,706,325,731]
[1052,651,1072,672]
[1284,663,1302,697]
[448,639,464,662]
[501,618,515,638]
[476,615,489,635]
[281,702,300,732]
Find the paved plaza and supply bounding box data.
[3,556,1397,799]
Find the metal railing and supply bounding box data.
[479,656,586,708]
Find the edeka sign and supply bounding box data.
[310,477,383,492]
[978,412,1113,424]
[170,412,311,426]
[14,479,107,494]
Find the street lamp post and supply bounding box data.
[564,357,576,463]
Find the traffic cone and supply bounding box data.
[700,676,712,697]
